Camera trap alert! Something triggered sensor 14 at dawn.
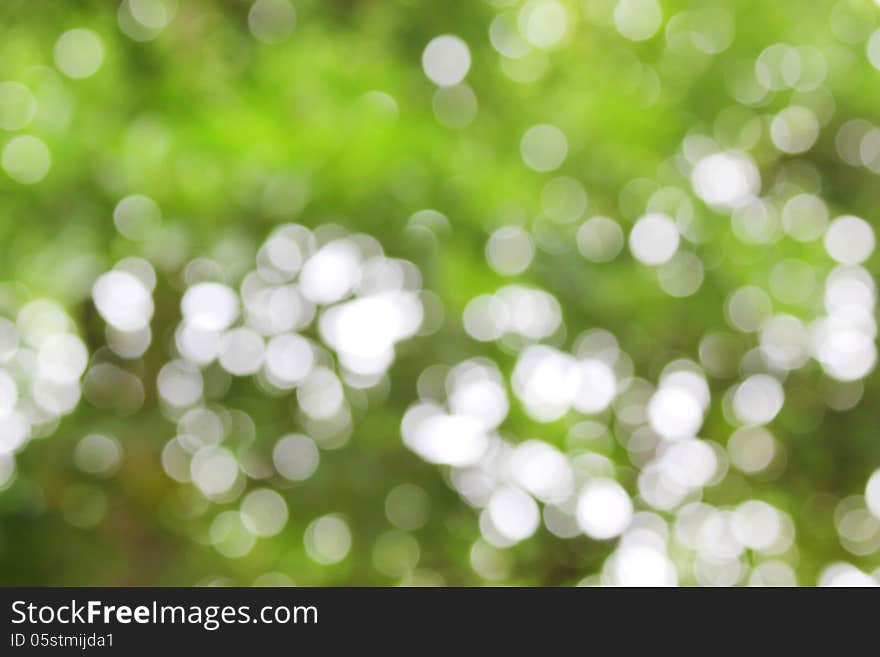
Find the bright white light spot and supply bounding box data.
[244,281,313,336]
[447,363,509,429]
[604,544,677,586]
[761,314,809,371]
[573,358,617,414]
[422,35,471,86]
[512,345,580,422]
[258,234,303,283]
[577,479,633,539]
[508,441,574,504]
[33,378,81,415]
[37,333,87,384]
[299,240,361,305]
[661,356,707,405]
[219,327,265,376]
[648,385,704,441]
[17,300,71,348]
[296,367,345,420]
[175,323,220,366]
[157,359,203,407]
[500,286,561,340]
[812,315,877,382]
[0,411,30,454]
[264,333,314,387]
[404,410,490,466]
[733,374,784,425]
[319,291,422,375]
[182,282,239,332]
[462,295,505,342]
[629,213,679,265]
[0,371,16,414]
[488,487,540,542]
[818,563,878,587]
[92,270,154,332]
[691,151,760,209]
[661,439,718,490]
[731,500,783,551]
[824,215,875,265]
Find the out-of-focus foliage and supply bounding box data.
[1,0,879,586]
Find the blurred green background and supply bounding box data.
[1,0,879,586]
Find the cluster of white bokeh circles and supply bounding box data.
[591,494,797,587]
[152,223,425,558]
[511,344,618,423]
[165,222,424,403]
[4,2,880,586]
[402,357,635,548]
[0,301,91,489]
[92,257,157,360]
[435,25,877,580]
[463,285,562,345]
